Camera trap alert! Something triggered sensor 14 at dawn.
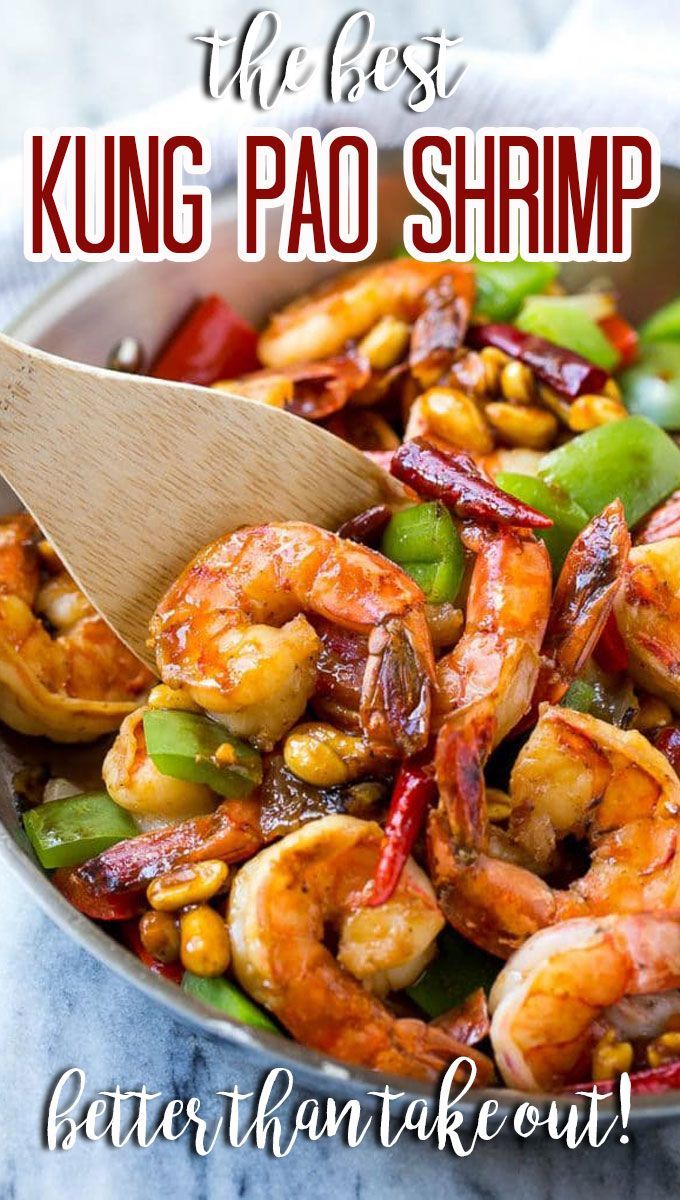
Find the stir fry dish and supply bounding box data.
[15,255,680,1094]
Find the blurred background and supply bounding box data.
[2,0,567,157]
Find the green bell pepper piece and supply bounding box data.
[380,502,465,604]
[23,791,138,869]
[495,472,589,573]
[182,972,279,1031]
[620,342,680,430]
[515,296,618,371]
[539,416,680,528]
[473,259,558,322]
[639,296,680,343]
[142,709,262,798]
[406,927,501,1018]
[560,679,596,714]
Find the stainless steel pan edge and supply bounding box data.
[2,155,680,1124]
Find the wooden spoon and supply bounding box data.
[0,333,405,671]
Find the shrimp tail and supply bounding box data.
[361,613,434,756]
[434,702,496,853]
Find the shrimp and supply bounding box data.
[0,514,152,741]
[54,795,263,921]
[614,537,680,711]
[532,500,630,710]
[489,913,680,1091]
[257,261,473,368]
[103,705,218,824]
[428,704,680,958]
[150,522,435,755]
[227,813,494,1083]
[434,526,551,743]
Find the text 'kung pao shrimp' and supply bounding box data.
[17,256,680,1094]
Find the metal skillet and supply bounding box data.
[2,153,680,1122]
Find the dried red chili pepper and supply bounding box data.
[337,505,393,546]
[355,759,437,908]
[391,438,553,529]
[410,276,470,382]
[151,295,259,385]
[285,353,370,421]
[651,726,680,775]
[636,490,680,544]
[467,323,609,399]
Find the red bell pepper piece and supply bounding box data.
[355,759,437,908]
[651,726,680,774]
[151,295,259,386]
[391,438,553,529]
[599,314,639,369]
[593,611,629,673]
[119,919,183,984]
[467,323,609,399]
[571,1060,680,1096]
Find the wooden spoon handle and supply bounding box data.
[0,333,403,667]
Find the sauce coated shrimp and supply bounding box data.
[489,913,680,1091]
[0,514,152,741]
[228,813,493,1083]
[151,522,435,755]
[428,704,680,958]
[258,261,473,368]
[614,537,680,711]
[435,526,551,743]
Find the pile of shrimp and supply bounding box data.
[15,259,680,1094]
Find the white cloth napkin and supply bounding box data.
[1,0,679,326]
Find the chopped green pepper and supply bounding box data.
[142,709,262,798]
[473,259,558,322]
[495,471,589,572]
[639,296,680,344]
[559,679,596,714]
[515,296,618,371]
[181,972,279,1031]
[406,927,501,1018]
[539,416,680,528]
[23,791,138,869]
[380,502,465,604]
[620,342,680,430]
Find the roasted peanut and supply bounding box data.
[147,860,229,912]
[283,722,378,787]
[484,402,558,449]
[147,683,200,711]
[566,393,628,432]
[406,387,493,454]
[180,904,231,977]
[479,346,509,394]
[500,360,534,404]
[486,788,512,823]
[633,695,673,732]
[603,378,622,403]
[425,602,464,652]
[359,316,411,370]
[647,1032,680,1069]
[139,910,180,963]
[213,375,292,408]
[591,1029,634,1081]
[448,349,489,397]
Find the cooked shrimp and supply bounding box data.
[258,261,473,368]
[0,514,152,741]
[228,814,493,1082]
[532,500,630,710]
[55,796,263,920]
[428,704,680,958]
[435,526,551,743]
[150,522,435,755]
[614,537,680,711]
[103,706,218,824]
[489,913,680,1091]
